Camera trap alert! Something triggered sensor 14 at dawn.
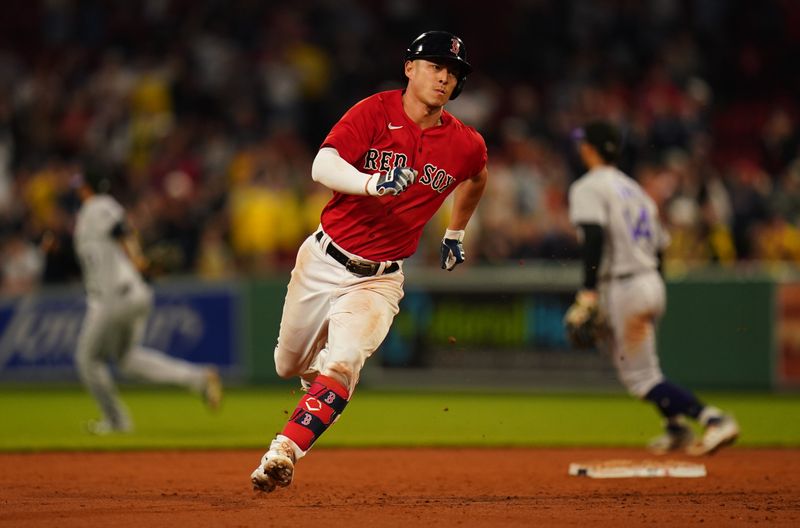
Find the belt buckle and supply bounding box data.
[346,259,378,276]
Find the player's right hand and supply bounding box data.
[440,229,466,271]
[366,167,417,196]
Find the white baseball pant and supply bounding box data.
[76,283,209,427]
[600,270,666,397]
[273,230,404,393]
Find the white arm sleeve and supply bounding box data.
[312,147,376,196]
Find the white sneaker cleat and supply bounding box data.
[647,421,695,455]
[251,435,303,492]
[85,419,132,436]
[250,466,277,493]
[686,414,740,456]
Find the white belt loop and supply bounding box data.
[376,261,387,276]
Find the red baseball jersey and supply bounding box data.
[319,89,487,262]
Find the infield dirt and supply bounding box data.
[1,448,798,527]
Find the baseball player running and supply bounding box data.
[251,30,488,492]
[565,121,739,455]
[73,170,222,435]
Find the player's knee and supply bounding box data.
[75,352,91,374]
[273,344,303,379]
[117,355,138,378]
[75,343,98,369]
[274,360,301,380]
[321,361,355,392]
[625,384,648,399]
[619,371,661,398]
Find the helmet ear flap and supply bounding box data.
[451,75,466,100]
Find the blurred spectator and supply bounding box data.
[196,217,236,280]
[770,159,800,226]
[662,144,736,267]
[755,158,800,264]
[0,0,799,298]
[1,228,44,296]
[760,107,799,177]
[727,160,772,260]
[227,132,309,272]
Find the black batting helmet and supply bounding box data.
[405,31,472,100]
[574,121,622,164]
[73,158,112,194]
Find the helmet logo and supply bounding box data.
[450,38,460,55]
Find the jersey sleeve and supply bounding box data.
[470,130,488,176]
[321,96,382,166]
[568,181,607,227]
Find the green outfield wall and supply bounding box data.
[657,278,775,390]
[244,275,289,383]
[0,266,793,390]
[241,266,785,391]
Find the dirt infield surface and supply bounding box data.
[1,448,798,527]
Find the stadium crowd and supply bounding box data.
[1,0,799,295]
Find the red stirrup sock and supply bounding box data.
[281,375,350,451]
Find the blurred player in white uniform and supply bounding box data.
[565,121,739,455]
[73,170,222,434]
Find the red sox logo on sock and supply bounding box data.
[301,413,313,426]
[324,392,337,405]
[304,397,322,412]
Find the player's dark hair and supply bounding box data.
[79,158,113,194]
[581,121,622,164]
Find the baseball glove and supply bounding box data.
[564,290,609,349]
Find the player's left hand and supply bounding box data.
[565,290,598,324]
[440,229,466,271]
[564,290,607,349]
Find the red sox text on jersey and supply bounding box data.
[364,150,455,194]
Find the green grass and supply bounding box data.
[0,386,798,451]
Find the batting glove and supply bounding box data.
[366,167,417,196]
[440,229,466,271]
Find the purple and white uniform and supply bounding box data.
[568,166,670,396]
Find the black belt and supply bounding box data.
[600,271,646,282]
[315,231,400,277]
[611,272,635,281]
